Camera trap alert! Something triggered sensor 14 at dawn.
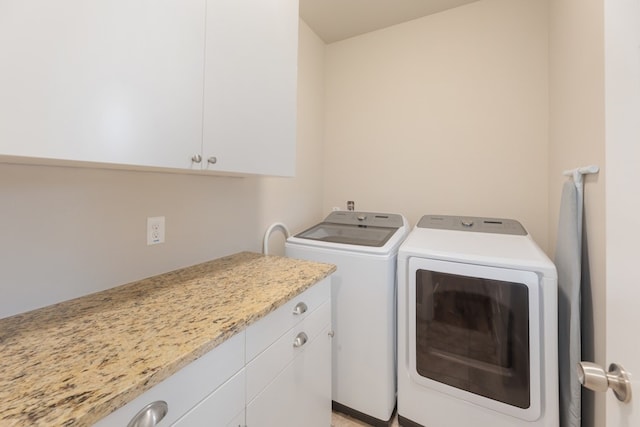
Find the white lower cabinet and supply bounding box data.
[95,277,331,426]
[246,324,332,427]
[244,278,331,427]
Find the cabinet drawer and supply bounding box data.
[246,300,330,402]
[173,369,245,426]
[95,331,244,426]
[246,277,330,362]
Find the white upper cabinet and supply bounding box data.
[0,0,206,169]
[0,0,298,176]
[202,0,298,177]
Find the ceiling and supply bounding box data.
[299,0,481,44]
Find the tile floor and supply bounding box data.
[331,411,400,427]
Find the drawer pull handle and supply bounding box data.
[292,302,308,315]
[293,332,308,348]
[127,401,168,427]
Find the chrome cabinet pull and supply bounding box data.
[293,332,308,348]
[578,361,632,403]
[292,302,307,315]
[191,154,202,163]
[207,156,217,165]
[127,401,168,427]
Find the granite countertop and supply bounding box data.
[0,252,335,427]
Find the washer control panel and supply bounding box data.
[325,211,405,229]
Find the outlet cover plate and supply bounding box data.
[147,216,165,245]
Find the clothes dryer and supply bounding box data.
[286,211,409,426]
[397,215,558,427]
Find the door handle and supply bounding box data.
[577,361,632,403]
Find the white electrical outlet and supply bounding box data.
[147,216,165,245]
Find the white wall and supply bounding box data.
[0,20,326,319]
[548,0,606,426]
[323,0,550,250]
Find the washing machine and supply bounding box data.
[286,210,409,426]
[397,215,558,427]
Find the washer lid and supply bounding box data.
[293,211,404,247]
[294,222,398,247]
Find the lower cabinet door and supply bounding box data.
[246,325,331,427]
[173,369,245,427]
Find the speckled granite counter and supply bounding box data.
[0,252,335,427]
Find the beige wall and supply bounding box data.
[548,0,606,426]
[259,20,326,256]
[323,0,550,250]
[0,20,326,319]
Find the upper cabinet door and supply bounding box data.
[203,0,298,177]
[0,0,205,169]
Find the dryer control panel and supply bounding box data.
[417,215,527,235]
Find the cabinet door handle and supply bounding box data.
[292,302,307,315]
[191,154,202,163]
[293,332,308,348]
[127,401,168,427]
[207,156,217,165]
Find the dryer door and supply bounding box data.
[407,257,541,421]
